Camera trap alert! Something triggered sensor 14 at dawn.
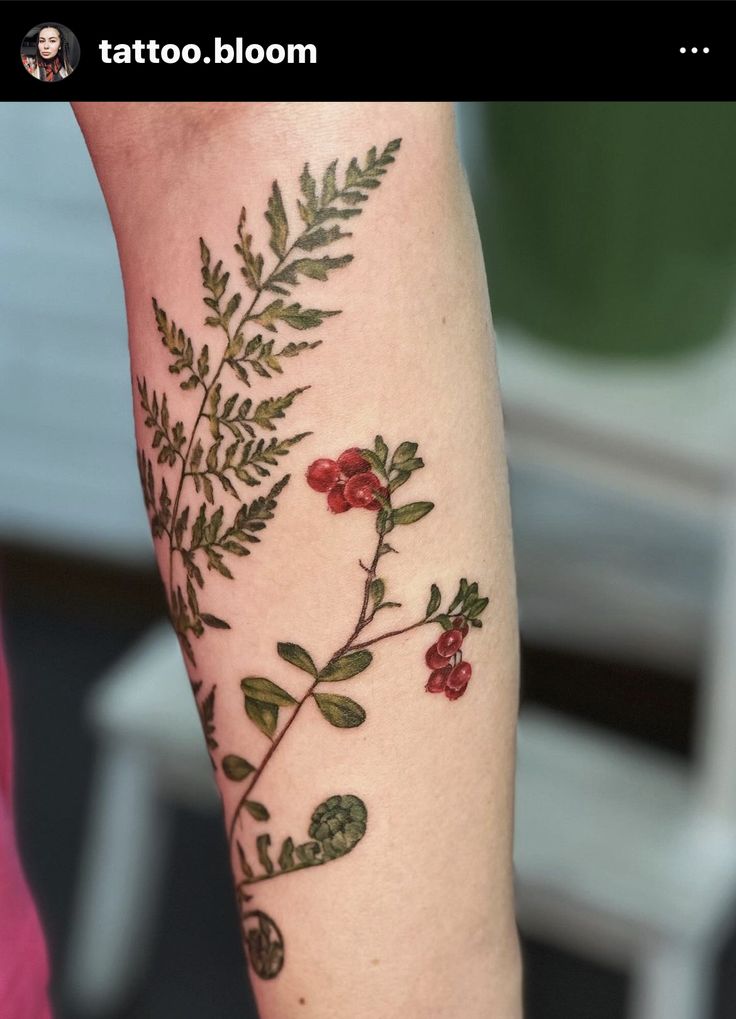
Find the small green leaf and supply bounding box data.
[279,339,322,358]
[313,692,366,727]
[236,840,254,879]
[190,438,204,472]
[319,650,373,683]
[295,254,353,280]
[256,833,274,874]
[376,508,394,534]
[252,300,340,332]
[391,501,434,525]
[278,836,296,871]
[321,159,338,206]
[244,335,262,357]
[277,642,318,678]
[265,181,289,259]
[222,393,238,418]
[245,801,270,822]
[397,457,424,472]
[251,386,309,431]
[222,293,242,326]
[300,162,318,215]
[392,441,418,466]
[295,225,350,251]
[295,841,322,866]
[241,676,298,706]
[197,345,210,380]
[200,613,231,630]
[447,580,467,615]
[359,448,388,479]
[466,596,489,619]
[375,434,389,465]
[370,579,384,608]
[244,697,278,739]
[425,584,441,618]
[341,190,368,205]
[185,575,198,615]
[462,582,479,610]
[434,613,453,631]
[222,754,255,781]
[204,548,234,578]
[270,255,353,287]
[388,470,411,493]
[236,207,264,292]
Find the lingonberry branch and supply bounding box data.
[227,507,434,847]
[227,519,390,846]
[215,139,488,981]
[349,618,428,651]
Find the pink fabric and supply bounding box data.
[0,608,53,1018]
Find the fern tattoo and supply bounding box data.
[137,139,402,664]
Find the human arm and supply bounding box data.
[71,100,522,1018]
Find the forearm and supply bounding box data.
[73,100,521,1018]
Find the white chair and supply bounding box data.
[64,624,218,1014]
[500,324,736,1019]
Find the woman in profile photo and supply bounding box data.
[22,24,75,82]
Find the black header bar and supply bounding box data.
[4,1,736,102]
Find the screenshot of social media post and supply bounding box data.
[2,5,736,1019]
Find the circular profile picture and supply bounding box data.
[21,23,79,82]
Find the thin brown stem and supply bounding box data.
[326,523,388,664]
[228,679,318,846]
[350,618,428,651]
[228,522,390,848]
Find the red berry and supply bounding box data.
[452,616,470,637]
[343,471,383,509]
[337,447,371,477]
[307,458,341,493]
[445,662,472,700]
[326,484,351,513]
[426,665,451,693]
[425,644,449,670]
[437,629,464,657]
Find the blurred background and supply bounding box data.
[2,101,736,1019]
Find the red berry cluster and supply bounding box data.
[306,447,388,514]
[424,617,472,700]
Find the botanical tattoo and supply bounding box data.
[135,138,490,982]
